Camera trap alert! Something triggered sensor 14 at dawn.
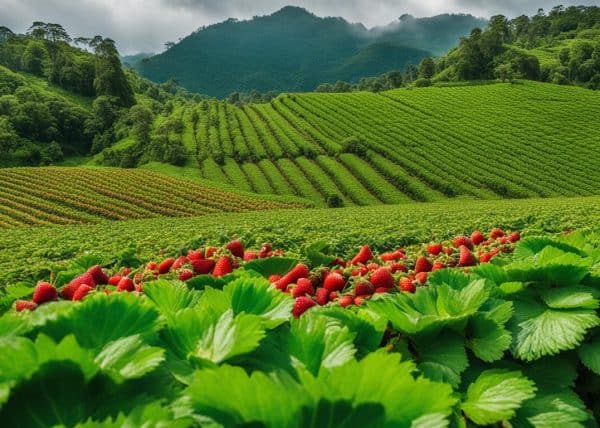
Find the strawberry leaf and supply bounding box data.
[578,334,600,375]
[243,257,299,277]
[415,332,468,388]
[143,280,201,316]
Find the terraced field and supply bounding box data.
[0,167,306,227]
[137,81,600,206]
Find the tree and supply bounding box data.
[418,58,436,79]
[128,104,154,144]
[22,41,46,75]
[385,71,403,88]
[0,26,14,41]
[27,22,48,39]
[93,38,135,106]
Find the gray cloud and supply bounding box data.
[0,0,597,54]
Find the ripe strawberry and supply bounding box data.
[62,272,96,300]
[381,252,399,262]
[427,244,443,256]
[213,256,233,277]
[179,269,194,281]
[453,236,472,249]
[87,265,109,285]
[135,283,144,293]
[432,261,446,271]
[354,281,375,297]
[339,295,354,307]
[268,274,282,283]
[399,277,416,293]
[243,251,259,261]
[329,291,339,301]
[470,230,485,246]
[370,267,394,289]
[146,261,158,271]
[354,296,365,306]
[190,258,215,275]
[323,272,345,292]
[205,246,218,258]
[172,256,187,270]
[108,274,122,286]
[479,252,493,263]
[158,258,175,275]
[415,272,428,284]
[275,264,310,290]
[292,296,316,318]
[121,267,132,276]
[444,247,454,255]
[73,285,94,301]
[32,282,57,304]
[117,277,135,292]
[226,240,244,258]
[389,263,407,273]
[259,243,272,258]
[187,250,203,261]
[375,287,389,294]
[415,256,432,273]
[315,287,329,305]
[490,228,505,239]
[350,245,373,265]
[458,245,477,267]
[508,232,521,243]
[16,300,37,312]
[292,278,315,298]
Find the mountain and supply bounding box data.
[135,6,485,97]
[121,52,154,67]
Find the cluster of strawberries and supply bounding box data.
[272,227,521,318]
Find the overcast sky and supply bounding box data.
[0,0,597,54]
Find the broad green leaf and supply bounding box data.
[427,268,470,289]
[415,332,468,388]
[513,237,585,259]
[467,314,512,362]
[522,397,590,428]
[304,241,337,268]
[243,257,299,277]
[540,286,598,309]
[461,369,536,425]
[75,401,194,428]
[472,263,508,285]
[143,280,201,316]
[296,399,385,428]
[578,335,600,375]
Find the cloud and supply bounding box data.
[0,0,598,54]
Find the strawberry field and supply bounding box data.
[1,224,599,427]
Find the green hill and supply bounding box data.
[135,7,484,97]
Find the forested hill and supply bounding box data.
[135,7,485,97]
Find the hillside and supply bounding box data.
[135,7,484,97]
[96,81,600,206]
[0,167,305,227]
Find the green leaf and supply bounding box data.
[415,332,468,388]
[243,257,299,277]
[95,334,165,382]
[288,311,356,376]
[304,241,336,268]
[467,313,512,362]
[578,335,600,375]
[524,398,589,427]
[540,286,598,309]
[427,268,470,289]
[296,399,385,428]
[54,268,85,287]
[72,254,105,270]
[461,369,536,425]
[75,401,194,428]
[143,280,201,316]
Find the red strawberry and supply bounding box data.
[315,287,329,305]
[432,261,446,271]
[179,269,194,281]
[508,232,521,243]
[490,228,505,239]
[117,277,135,292]
[329,291,339,301]
[323,272,345,292]
[108,274,122,286]
[15,300,37,312]
[354,281,375,297]
[292,296,316,318]
[399,277,416,293]
[470,230,485,246]
[366,263,380,271]
[375,287,389,293]
[415,256,432,273]
[190,258,215,275]
[339,295,354,307]
[444,247,454,255]
[370,267,394,289]
[268,274,282,283]
[458,245,477,267]
[62,272,96,300]
[121,267,132,276]
[381,252,398,262]
[259,243,272,258]
[205,246,218,258]
[415,272,428,284]
[226,240,244,258]
[146,261,158,271]
[243,251,259,261]
[32,282,57,304]
[292,278,315,298]
[135,283,144,293]
[187,250,203,261]
[158,258,175,275]
[87,265,109,285]
[354,296,365,306]
[275,264,310,290]
[350,245,373,265]
[172,256,187,270]
[213,256,233,277]
[427,244,443,256]
[453,236,472,249]
[389,263,407,273]
[73,285,94,301]
[479,252,493,263]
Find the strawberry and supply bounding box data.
[444,247,454,255]
[389,263,407,273]
[315,287,329,305]
[330,257,346,267]
[470,230,485,246]
[381,251,401,262]
[117,277,135,292]
[62,272,95,300]
[32,282,57,304]
[87,265,109,285]
[187,250,203,261]
[226,240,244,258]
[354,296,365,306]
[213,256,233,277]
[453,236,472,249]
[366,263,380,271]
[508,232,521,243]
[179,269,194,281]
[73,285,94,301]
[458,245,477,267]
[399,277,416,293]
[414,256,432,273]
[427,243,443,256]
[498,236,508,245]
[16,300,37,312]
[121,267,132,276]
[292,278,315,298]
[370,267,394,289]
[350,245,373,265]
[243,251,259,261]
[432,261,446,271]
[354,281,375,297]
[292,296,316,318]
[339,295,354,307]
[479,252,493,263]
[205,246,218,258]
[146,261,158,271]
[375,287,389,293]
[108,274,122,286]
[323,272,345,292]
[135,283,144,293]
[490,228,505,239]
[190,258,215,275]
[275,264,310,290]
[268,274,282,283]
[415,272,428,284]
[158,258,175,275]
[329,291,339,301]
